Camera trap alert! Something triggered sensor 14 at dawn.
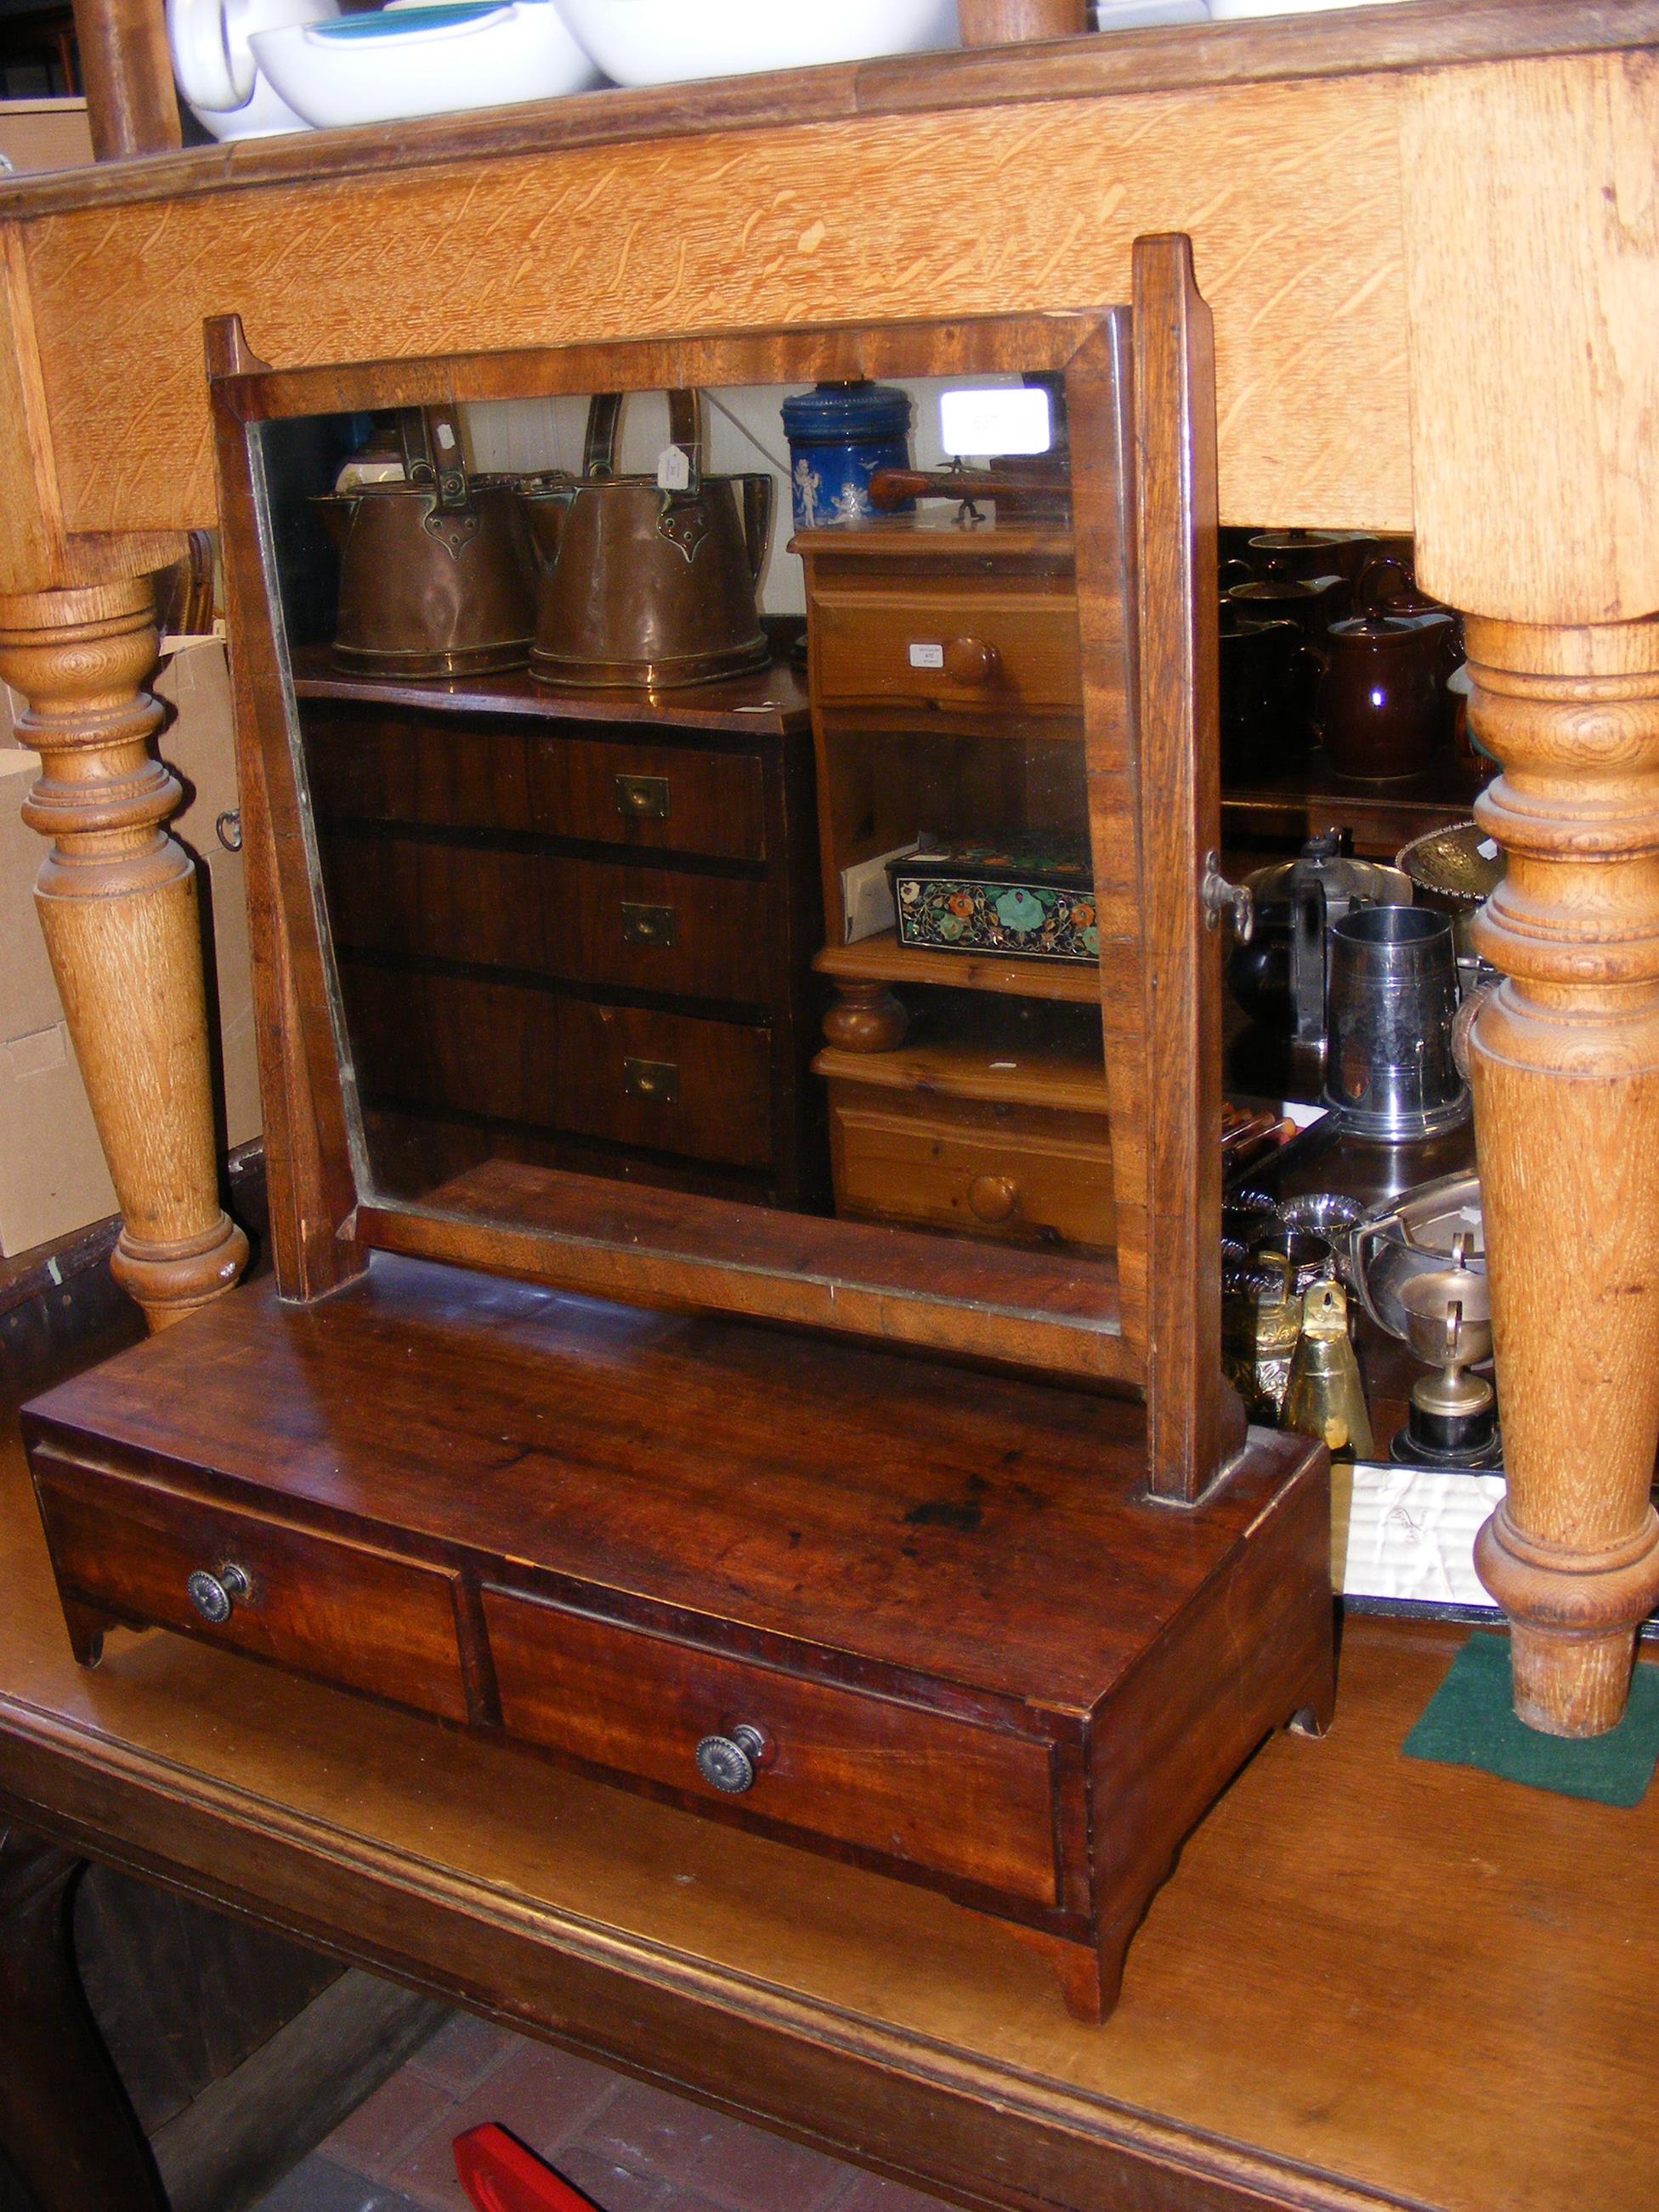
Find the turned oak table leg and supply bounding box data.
[1466,619,1659,1735]
[0,580,247,1331]
[0,1825,169,2212]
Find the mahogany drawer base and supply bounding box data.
[22,1255,1333,2023]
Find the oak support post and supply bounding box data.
[1400,53,1659,1732]
[0,1825,170,2212]
[68,0,183,158]
[0,579,247,1331]
[1466,617,1659,1735]
[956,0,1088,45]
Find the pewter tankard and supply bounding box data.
[1322,905,1469,1140]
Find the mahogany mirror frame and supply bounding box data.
[207,233,1237,1503]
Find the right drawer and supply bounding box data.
[481,1586,1061,1907]
[826,1083,1116,1253]
[813,587,1081,715]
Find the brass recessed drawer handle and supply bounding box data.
[623,1056,678,1104]
[614,773,671,821]
[695,1723,769,1795]
[186,1563,250,1625]
[620,901,677,948]
[968,1174,1020,1225]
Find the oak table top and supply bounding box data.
[2,1319,1656,2212]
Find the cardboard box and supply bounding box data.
[0,745,118,1253]
[0,98,93,178]
[0,638,261,1259]
[154,637,263,1159]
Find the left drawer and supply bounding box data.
[31,1452,471,1723]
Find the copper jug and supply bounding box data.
[314,408,541,678]
[522,391,772,690]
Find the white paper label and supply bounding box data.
[938,384,1052,458]
[434,421,457,452]
[908,642,945,670]
[657,444,692,491]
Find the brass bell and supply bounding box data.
[1283,1279,1373,1461]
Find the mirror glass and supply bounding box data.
[251,359,1124,1347]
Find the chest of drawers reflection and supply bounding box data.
[292,652,828,1212]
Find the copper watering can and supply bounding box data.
[521,390,773,690]
[314,406,542,678]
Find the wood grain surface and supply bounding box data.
[21,1254,1168,1703]
[3,1401,1658,2212]
[0,580,248,1327]
[1401,50,1659,625]
[23,72,1409,548]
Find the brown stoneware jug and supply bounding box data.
[522,390,773,690]
[1225,570,1350,642]
[1248,526,1377,583]
[314,406,541,678]
[1218,605,1320,778]
[1318,609,1446,778]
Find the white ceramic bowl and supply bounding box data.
[252,0,601,129]
[168,0,337,138]
[549,0,958,88]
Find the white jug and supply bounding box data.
[167,0,338,139]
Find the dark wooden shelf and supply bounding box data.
[1221,747,1492,859]
[290,645,811,737]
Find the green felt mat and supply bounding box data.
[1402,1631,1659,1807]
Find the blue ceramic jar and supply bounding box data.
[781,380,913,530]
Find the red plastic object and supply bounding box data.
[452,2123,595,2212]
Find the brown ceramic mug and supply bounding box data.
[1317,611,1445,779]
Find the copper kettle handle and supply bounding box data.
[581,389,704,484]
[399,405,470,514]
[739,472,773,587]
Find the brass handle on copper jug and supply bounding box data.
[186,1563,249,1625]
[968,1174,1019,1225]
[944,636,1000,687]
[695,1723,769,1795]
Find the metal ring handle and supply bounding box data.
[186,1563,249,1625]
[694,1723,768,1796]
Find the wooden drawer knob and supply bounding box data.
[968,1174,1020,1225]
[944,636,1001,687]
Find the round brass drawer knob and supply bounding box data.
[695,1723,768,1796]
[968,1174,1020,1225]
[943,636,1000,687]
[186,1564,249,1625]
